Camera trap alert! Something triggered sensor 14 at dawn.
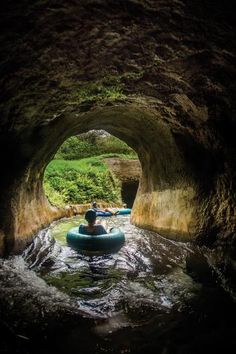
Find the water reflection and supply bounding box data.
[2,216,236,354]
[24,215,200,322]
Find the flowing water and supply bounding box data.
[24,215,200,319]
[1,215,236,354]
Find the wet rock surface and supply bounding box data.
[0,255,96,354]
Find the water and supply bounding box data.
[1,215,236,354]
[24,215,199,319]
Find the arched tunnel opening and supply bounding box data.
[0,101,216,256]
[43,129,140,209]
[1,100,235,256]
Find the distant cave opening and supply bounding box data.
[43,130,140,209]
[121,180,139,209]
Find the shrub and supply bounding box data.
[55,136,98,160]
[96,135,135,155]
[44,158,121,206]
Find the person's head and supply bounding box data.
[92,201,97,208]
[85,209,97,224]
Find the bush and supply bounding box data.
[44,182,65,207]
[44,158,121,206]
[55,136,98,160]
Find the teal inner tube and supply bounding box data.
[96,208,131,217]
[66,226,125,252]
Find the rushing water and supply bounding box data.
[1,215,236,354]
[24,215,199,319]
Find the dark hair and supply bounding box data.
[85,209,96,223]
[92,201,97,207]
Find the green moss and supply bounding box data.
[67,82,126,105]
[66,71,144,106]
[122,71,145,80]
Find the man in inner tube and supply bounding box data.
[79,209,108,236]
[91,201,119,215]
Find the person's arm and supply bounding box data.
[96,225,107,235]
[101,225,107,234]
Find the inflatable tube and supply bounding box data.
[96,208,131,217]
[67,226,125,252]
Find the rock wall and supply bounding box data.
[104,158,141,183]
[0,0,236,254]
[104,157,141,207]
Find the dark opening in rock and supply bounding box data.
[121,180,139,209]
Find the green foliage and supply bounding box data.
[67,81,126,106]
[55,134,137,160]
[55,136,97,160]
[44,157,121,206]
[45,132,138,207]
[66,71,145,107]
[96,136,136,155]
[44,182,65,207]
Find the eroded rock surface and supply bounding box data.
[0,0,236,254]
[104,158,141,183]
[105,157,141,207]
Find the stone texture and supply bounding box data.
[104,158,141,183]
[0,0,236,255]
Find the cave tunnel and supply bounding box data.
[0,0,236,259]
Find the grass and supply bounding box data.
[46,156,108,174]
[46,153,137,175]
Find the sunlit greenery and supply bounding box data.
[55,134,137,160]
[45,133,137,206]
[44,156,121,206]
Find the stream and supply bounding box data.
[1,215,236,354]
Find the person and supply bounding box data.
[91,201,119,215]
[79,209,107,236]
